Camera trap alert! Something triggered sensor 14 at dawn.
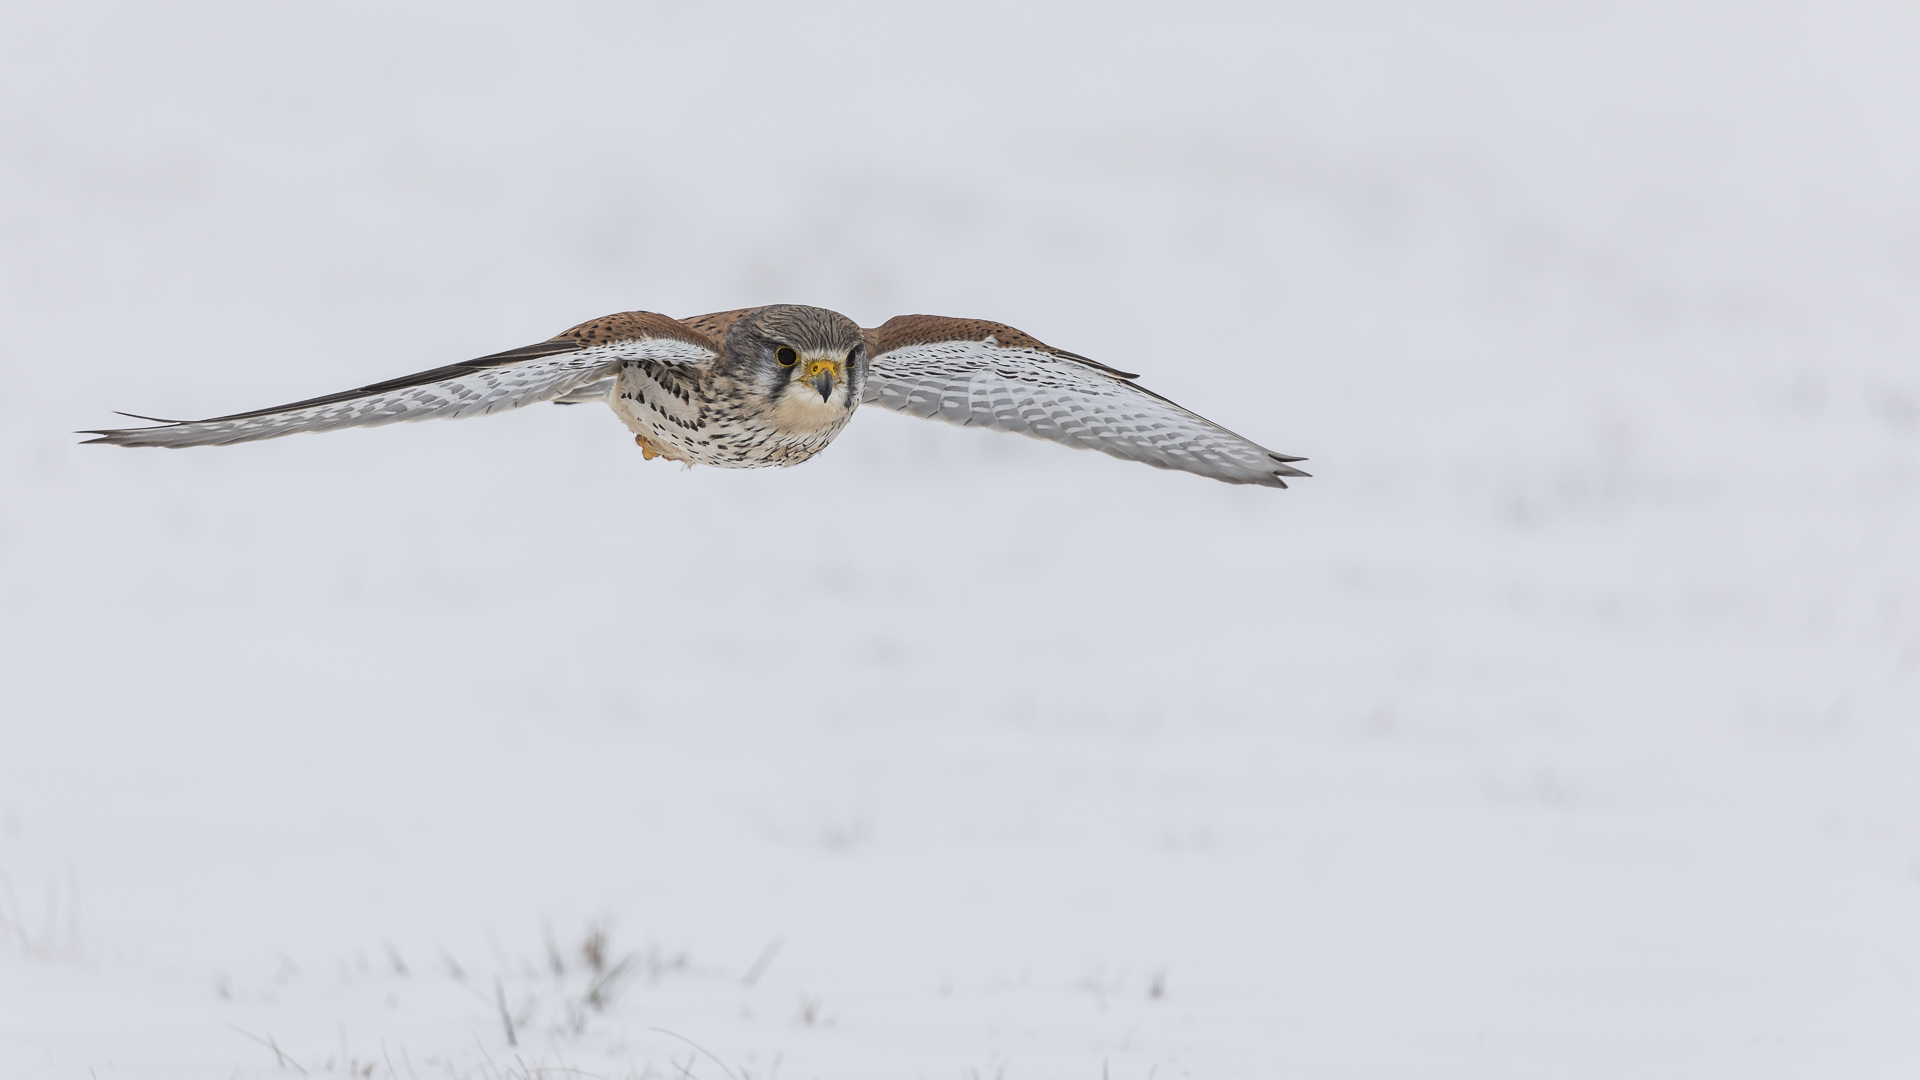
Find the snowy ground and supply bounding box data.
[3,3,1919,1077]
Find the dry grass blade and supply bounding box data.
[648,1028,740,1080]
[586,953,637,1011]
[227,1024,310,1075]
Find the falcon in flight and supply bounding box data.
[85,305,1310,487]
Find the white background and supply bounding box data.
[3,2,1917,1076]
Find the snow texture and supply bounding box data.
[3,2,1919,1078]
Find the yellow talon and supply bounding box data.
[634,433,661,460]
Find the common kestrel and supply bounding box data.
[85,305,1310,487]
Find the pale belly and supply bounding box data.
[608,362,853,468]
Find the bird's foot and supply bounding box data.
[634,433,663,460]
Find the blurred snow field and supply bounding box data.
[2,2,1918,1077]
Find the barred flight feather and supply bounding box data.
[82,339,711,448]
[863,339,1308,488]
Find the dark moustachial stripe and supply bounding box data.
[84,302,1306,488]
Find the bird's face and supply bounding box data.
[727,306,868,430]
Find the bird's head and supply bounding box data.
[724,305,867,426]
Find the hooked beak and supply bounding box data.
[805,359,842,402]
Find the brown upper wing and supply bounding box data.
[677,307,760,344]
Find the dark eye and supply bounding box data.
[776,346,798,366]
[846,348,858,363]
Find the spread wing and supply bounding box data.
[861,315,1309,488]
[83,311,717,448]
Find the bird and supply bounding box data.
[83,305,1311,487]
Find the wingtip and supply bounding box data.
[1265,452,1310,480]
[81,411,192,447]
[78,430,139,447]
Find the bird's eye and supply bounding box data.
[846,348,858,363]
[776,346,798,366]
